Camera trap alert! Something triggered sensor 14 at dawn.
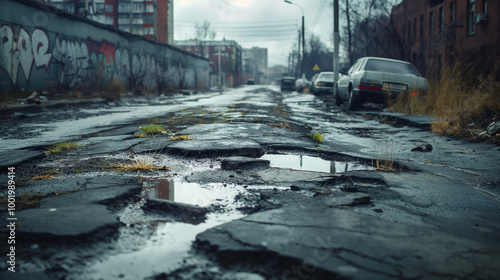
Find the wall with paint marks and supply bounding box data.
[0,0,210,93]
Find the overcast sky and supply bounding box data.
[174,0,334,67]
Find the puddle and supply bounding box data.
[82,179,249,280]
[262,154,374,173]
[141,177,244,208]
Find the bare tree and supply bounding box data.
[172,52,193,89]
[339,0,402,65]
[195,20,216,59]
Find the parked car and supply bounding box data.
[295,78,310,93]
[335,57,428,110]
[281,77,296,92]
[246,79,255,85]
[311,72,335,95]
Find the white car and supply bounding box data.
[334,57,428,109]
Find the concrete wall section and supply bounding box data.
[0,0,209,93]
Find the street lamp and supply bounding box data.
[284,0,305,79]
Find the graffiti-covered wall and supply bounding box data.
[0,0,210,93]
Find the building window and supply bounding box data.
[450,2,456,24]
[439,6,444,33]
[483,0,488,13]
[420,15,424,39]
[105,4,113,13]
[429,11,434,36]
[105,16,113,25]
[468,0,475,35]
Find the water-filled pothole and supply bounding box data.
[140,177,246,208]
[261,154,374,173]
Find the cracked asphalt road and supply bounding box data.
[1,85,499,280]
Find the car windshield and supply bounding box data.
[364,59,421,76]
[319,73,334,80]
[283,78,295,83]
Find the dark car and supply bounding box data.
[246,79,255,85]
[281,77,296,92]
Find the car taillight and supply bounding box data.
[294,83,297,87]
[317,82,323,86]
[357,83,380,91]
[412,92,426,97]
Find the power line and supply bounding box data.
[311,0,326,30]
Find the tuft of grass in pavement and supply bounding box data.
[271,122,291,129]
[372,144,396,172]
[137,124,166,138]
[308,132,324,143]
[109,158,168,173]
[30,175,57,181]
[45,142,82,155]
[170,135,193,141]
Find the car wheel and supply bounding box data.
[347,87,359,110]
[334,86,342,106]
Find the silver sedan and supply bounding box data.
[334,57,428,109]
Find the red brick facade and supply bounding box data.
[392,0,499,76]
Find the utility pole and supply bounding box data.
[284,1,305,79]
[333,0,340,90]
[218,46,222,87]
[301,12,305,80]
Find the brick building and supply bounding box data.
[175,40,243,87]
[392,0,499,76]
[39,0,173,44]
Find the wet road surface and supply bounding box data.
[1,85,499,280]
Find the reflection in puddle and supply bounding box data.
[262,154,373,173]
[141,178,244,208]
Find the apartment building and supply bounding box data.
[243,47,268,84]
[175,40,243,87]
[39,0,173,44]
[392,0,499,76]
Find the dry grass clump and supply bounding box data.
[389,60,500,140]
[31,175,57,181]
[372,144,396,172]
[271,122,291,129]
[110,158,168,172]
[103,79,126,99]
[170,135,193,141]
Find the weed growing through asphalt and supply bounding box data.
[137,124,167,138]
[271,122,291,129]
[308,132,324,143]
[109,158,168,173]
[170,135,193,141]
[372,143,396,172]
[45,141,82,155]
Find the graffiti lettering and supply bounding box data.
[0,25,51,84]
